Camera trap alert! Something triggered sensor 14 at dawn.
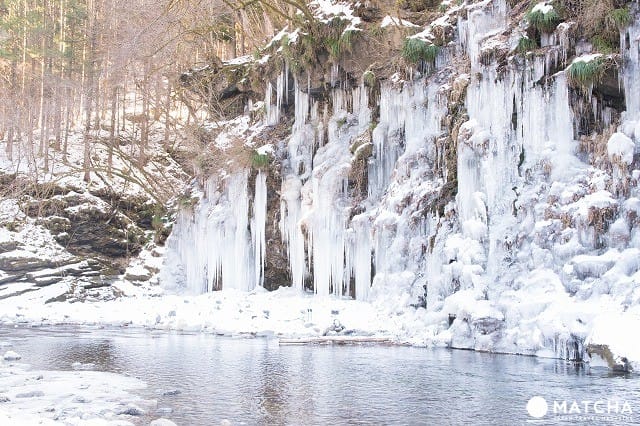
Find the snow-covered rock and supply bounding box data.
[607,132,635,165]
[3,350,21,361]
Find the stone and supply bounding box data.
[117,404,145,416]
[586,344,632,373]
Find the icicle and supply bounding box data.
[279,80,314,291]
[163,170,258,294]
[330,63,339,88]
[461,0,508,71]
[284,62,289,106]
[279,79,374,297]
[623,21,640,121]
[353,218,372,301]
[265,82,275,125]
[253,171,267,288]
[280,176,306,290]
[265,69,288,125]
[276,72,283,117]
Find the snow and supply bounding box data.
[0,104,188,205]
[607,132,635,165]
[570,53,602,64]
[224,55,253,66]
[587,312,640,367]
[531,2,554,14]
[0,286,394,340]
[0,354,155,425]
[381,16,419,28]
[0,223,74,268]
[255,144,274,155]
[310,0,362,33]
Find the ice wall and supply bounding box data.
[280,81,371,296]
[161,0,640,364]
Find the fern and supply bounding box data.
[401,38,439,64]
[363,70,376,87]
[607,8,631,30]
[591,36,614,54]
[252,152,269,169]
[526,7,561,33]
[516,36,537,53]
[567,56,607,89]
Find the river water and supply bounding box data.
[1,326,639,425]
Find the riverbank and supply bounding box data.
[1,279,639,373]
[0,350,169,425]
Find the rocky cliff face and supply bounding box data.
[162,0,640,362]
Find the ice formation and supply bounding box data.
[165,171,262,293]
[162,0,640,364]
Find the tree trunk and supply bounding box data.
[108,85,117,177]
[83,0,97,183]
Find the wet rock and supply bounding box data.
[0,256,57,272]
[0,274,24,285]
[586,344,632,372]
[18,184,165,285]
[0,241,18,253]
[323,319,345,336]
[354,4,384,22]
[117,403,145,416]
[124,271,152,282]
[472,317,504,336]
[41,216,71,234]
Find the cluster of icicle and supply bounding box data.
[163,0,640,332]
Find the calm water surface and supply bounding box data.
[1,326,639,425]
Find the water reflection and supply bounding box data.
[1,326,639,425]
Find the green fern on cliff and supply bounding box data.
[401,38,439,64]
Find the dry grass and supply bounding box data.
[558,0,631,50]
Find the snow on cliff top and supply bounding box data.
[310,0,361,33]
[381,16,420,28]
[531,2,554,14]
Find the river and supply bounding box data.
[1,326,639,425]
